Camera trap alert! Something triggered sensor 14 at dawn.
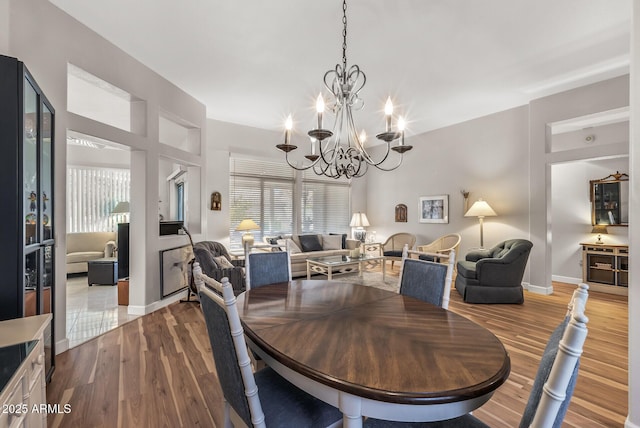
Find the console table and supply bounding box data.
[580,243,629,295]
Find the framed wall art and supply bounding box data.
[395,204,407,222]
[419,195,449,224]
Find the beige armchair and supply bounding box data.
[415,233,461,266]
[381,233,416,269]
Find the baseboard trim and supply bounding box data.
[128,289,190,316]
[625,416,640,428]
[524,282,554,295]
[552,275,581,285]
[55,337,70,355]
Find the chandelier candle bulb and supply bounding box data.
[384,97,393,132]
[316,94,325,129]
[285,115,292,144]
[398,116,406,145]
[359,130,367,145]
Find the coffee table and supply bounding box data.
[307,254,385,280]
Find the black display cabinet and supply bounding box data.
[0,55,55,381]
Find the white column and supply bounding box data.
[626,2,640,427]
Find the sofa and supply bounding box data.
[455,239,533,304]
[263,234,359,278]
[66,232,117,274]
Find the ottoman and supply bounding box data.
[87,257,118,286]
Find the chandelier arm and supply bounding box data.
[283,150,320,171]
[344,107,393,167]
[317,138,339,165]
[369,155,405,172]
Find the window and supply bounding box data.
[229,157,351,250]
[229,158,294,250]
[67,166,130,232]
[301,172,350,234]
[176,181,185,221]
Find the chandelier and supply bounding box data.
[276,0,412,179]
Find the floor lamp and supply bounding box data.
[465,199,497,248]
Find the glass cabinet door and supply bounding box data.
[24,79,38,246]
[42,103,53,242]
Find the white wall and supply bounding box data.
[529,75,629,293]
[0,0,8,54]
[67,144,130,169]
[551,158,629,283]
[365,105,530,271]
[6,0,206,353]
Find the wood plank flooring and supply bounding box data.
[46,277,628,427]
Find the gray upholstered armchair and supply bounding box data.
[193,241,245,295]
[455,239,533,304]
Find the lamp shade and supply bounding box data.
[464,199,497,218]
[591,225,608,234]
[236,219,259,231]
[111,201,130,214]
[350,212,370,228]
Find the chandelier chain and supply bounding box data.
[342,0,347,72]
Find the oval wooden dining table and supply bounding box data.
[236,280,510,427]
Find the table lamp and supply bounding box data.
[591,224,608,244]
[111,201,130,223]
[236,219,259,247]
[464,199,497,248]
[350,212,370,243]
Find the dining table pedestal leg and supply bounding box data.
[340,392,363,428]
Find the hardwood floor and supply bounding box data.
[46,277,628,427]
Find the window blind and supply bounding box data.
[229,158,294,250]
[67,166,130,232]
[301,171,350,234]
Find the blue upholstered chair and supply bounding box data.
[363,283,590,428]
[195,264,343,428]
[246,250,291,290]
[455,239,533,304]
[398,256,452,309]
[193,241,246,295]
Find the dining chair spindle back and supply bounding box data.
[194,263,343,428]
[364,282,589,428]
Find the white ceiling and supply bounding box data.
[49,0,631,137]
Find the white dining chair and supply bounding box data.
[193,263,343,428]
[364,283,589,428]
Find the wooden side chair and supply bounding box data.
[194,262,343,428]
[363,283,590,428]
[415,233,461,267]
[382,233,416,270]
[398,249,456,309]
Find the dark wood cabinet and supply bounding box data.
[0,55,55,381]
